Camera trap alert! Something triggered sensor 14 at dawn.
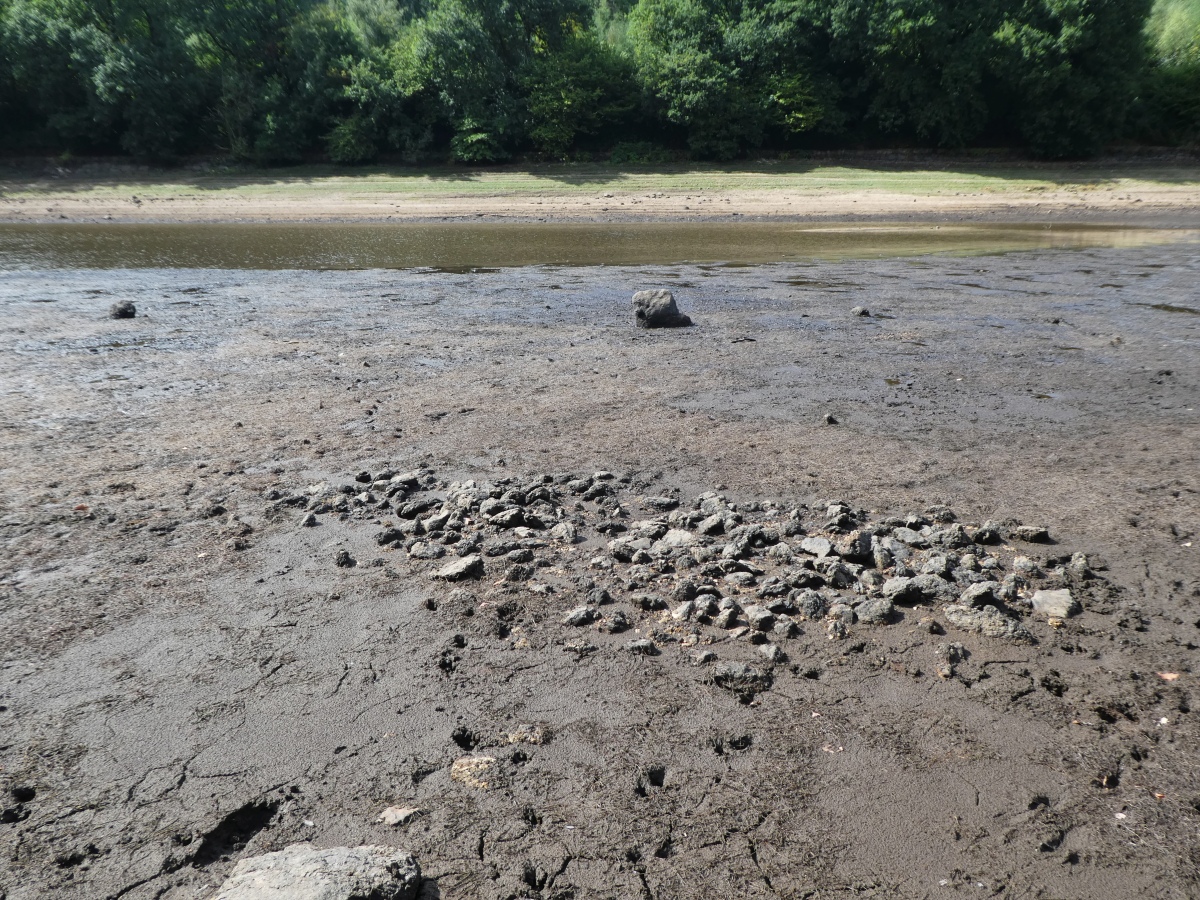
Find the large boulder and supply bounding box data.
[632,290,692,328]
[211,843,421,900]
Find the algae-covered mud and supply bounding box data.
[0,244,1198,899]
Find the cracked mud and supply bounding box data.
[1,245,1199,899]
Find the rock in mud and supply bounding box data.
[632,289,693,328]
[959,581,1001,608]
[434,555,484,581]
[563,605,597,626]
[1014,525,1051,543]
[943,604,1034,643]
[1031,588,1080,618]
[851,306,871,317]
[854,597,894,624]
[712,663,772,695]
[334,549,356,568]
[625,638,660,655]
[210,842,420,900]
[109,300,136,319]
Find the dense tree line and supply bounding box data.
[0,0,1195,163]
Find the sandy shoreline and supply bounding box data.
[4,162,1200,225]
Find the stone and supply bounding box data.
[881,576,920,604]
[671,600,697,621]
[601,610,632,633]
[795,590,827,620]
[1014,525,1050,543]
[959,581,1001,608]
[712,663,772,694]
[697,514,725,535]
[943,605,1034,643]
[407,542,445,560]
[854,597,894,625]
[743,605,776,631]
[851,306,871,317]
[910,573,956,602]
[334,549,356,568]
[210,843,420,900]
[563,605,598,626]
[631,289,692,328]
[658,528,695,547]
[1031,588,1080,618]
[549,522,579,543]
[800,537,833,557]
[109,300,136,319]
[378,807,423,827]
[760,643,787,663]
[625,639,660,656]
[434,555,484,581]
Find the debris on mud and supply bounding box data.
[108,300,136,319]
[284,465,1116,667]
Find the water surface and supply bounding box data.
[0,222,1192,270]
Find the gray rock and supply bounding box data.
[334,549,356,568]
[407,541,445,560]
[826,602,855,624]
[851,306,871,317]
[697,514,725,535]
[959,581,1001,608]
[760,643,787,663]
[795,590,827,620]
[433,555,484,581]
[601,610,632,633]
[671,600,698,621]
[211,843,420,900]
[854,597,894,625]
[1031,588,1080,618]
[632,289,693,328]
[1014,525,1051,543]
[743,605,776,632]
[910,573,956,601]
[881,576,919,603]
[625,639,660,655]
[109,300,137,319]
[943,604,1034,643]
[549,521,580,543]
[891,526,928,548]
[563,605,598,626]
[800,536,833,557]
[712,663,772,694]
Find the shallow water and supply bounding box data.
[0,222,1193,270]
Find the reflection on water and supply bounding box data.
[0,222,1192,270]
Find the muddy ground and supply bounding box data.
[1,244,1199,899]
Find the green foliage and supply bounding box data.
[992,0,1153,158]
[1140,0,1200,142]
[524,28,639,156]
[0,0,1190,161]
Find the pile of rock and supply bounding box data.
[282,467,1099,653]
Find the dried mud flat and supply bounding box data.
[1,245,1199,900]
